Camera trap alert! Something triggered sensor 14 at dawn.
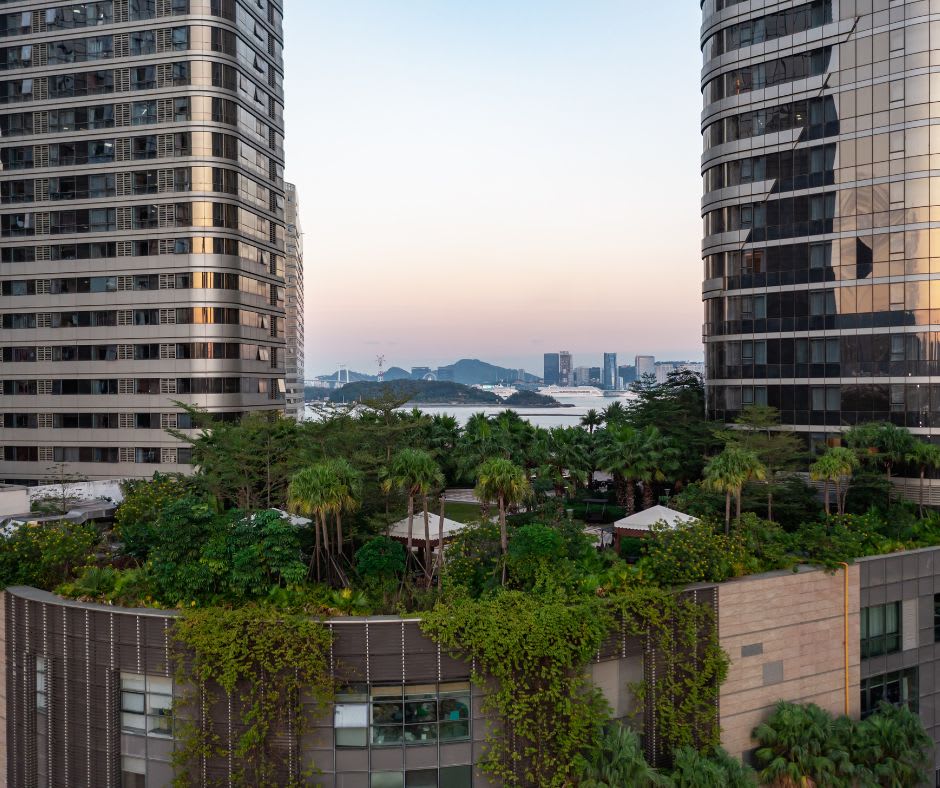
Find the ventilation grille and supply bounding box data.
[36,380,53,396]
[160,413,178,430]
[160,379,177,395]
[119,447,135,464]
[159,309,176,325]
[114,103,131,127]
[117,345,134,361]
[118,379,135,395]
[37,414,53,429]
[119,413,135,429]
[161,448,177,464]
[117,310,133,326]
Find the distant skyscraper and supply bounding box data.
[543,353,560,385]
[603,353,617,389]
[0,1,288,483]
[559,351,573,387]
[618,365,637,385]
[635,355,656,381]
[285,184,304,422]
[572,366,591,386]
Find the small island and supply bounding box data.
[503,389,568,408]
[319,380,566,407]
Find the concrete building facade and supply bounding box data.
[284,182,303,421]
[0,0,289,483]
[7,547,940,784]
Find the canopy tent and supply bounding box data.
[387,512,468,546]
[613,505,698,534]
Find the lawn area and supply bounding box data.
[442,501,487,522]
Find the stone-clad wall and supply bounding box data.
[717,565,861,760]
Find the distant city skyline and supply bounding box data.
[314,350,702,378]
[283,2,703,375]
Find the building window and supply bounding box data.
[860,668,918,718]
[860,602,901,658]
[120,673,173,737]
[370,766,472,788]
[934,594,940,642]
[36,655,46,711]
[122,755,146,788]
[335,683,471,748]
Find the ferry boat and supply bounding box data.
[537,385,604,397]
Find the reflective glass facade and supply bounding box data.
[0,0,288,481]
[702,0,940,440]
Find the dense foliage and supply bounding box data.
[172,604,333,787]
[0,521,98,590]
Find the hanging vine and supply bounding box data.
[612,585,729,762]
[421,589,612,788]
[171,604,333,787]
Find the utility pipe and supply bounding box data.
[837,561,850,716]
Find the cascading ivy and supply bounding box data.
[613,585,729,763]
[421,589,612,788]
[171,604,333,788]
[423,585,729,784]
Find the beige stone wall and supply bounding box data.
[718,566,860,760]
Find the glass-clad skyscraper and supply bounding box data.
[0,0,288,482]
[702,0,940,446]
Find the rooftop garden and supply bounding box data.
[4,372,939,786]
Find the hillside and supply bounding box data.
[328,380,502,405]
[438,359,538,385]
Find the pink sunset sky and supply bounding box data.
[283,2,705,377]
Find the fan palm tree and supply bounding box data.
[851,701,931,787]
[475,457,531,583]
[752,702,853,788]
[637,428,680,509]
[810,447,858,516]
[540,426,590,497]
[598,424,659,515]
[703,446,766,533]
[287,463,336,582]
[324,458,362,560]
[905,440,940,517]
[380,448,444,580]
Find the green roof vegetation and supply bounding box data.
[4,371,938,784]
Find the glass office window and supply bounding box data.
[860,602,900,658]
[860,668,918,718]
[121,673,173,737]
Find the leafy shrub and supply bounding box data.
[354,536,405,581]
[115,472,191,560]
[0,521,98,590]
[640,520,749,585]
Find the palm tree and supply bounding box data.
[703,446,766,534]
[851,701,932,787]
[637,428,679,510]
[324,458,362,560]
[752,702,853,788]
[287,464,336,582]
[905,440,940,517]
[475,457,531,583]
[380,448,444,581]
[540,427,590,498]
[455,413,507,480]
[580,409,604,435]
[599,424,661,515]
[810,447,858,516]
[577,723,669,788]
[846,422,915,507]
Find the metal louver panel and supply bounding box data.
[114,34,129,59]
[119,448,135,463]
[115,138,131,162]
[117,310,133,326]
[119,413,134,429]
[114,103,131,127]
[161,448,177,465]
[159,379,177,395]
[118,379,134,395]
[33,145,49,168]
[34,179,49,201]
[115,68,131,92]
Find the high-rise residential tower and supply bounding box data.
[603,352,617,389]
[559,351,572,387]
[0,0,288,483]
[285,182,303,421]
[702,1,938,445]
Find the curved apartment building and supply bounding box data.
[0,0,288,483]
[702,0,940,447]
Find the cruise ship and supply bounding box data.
[538,385,604,398]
